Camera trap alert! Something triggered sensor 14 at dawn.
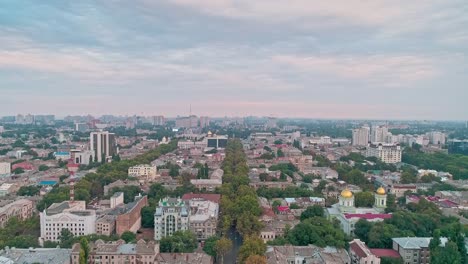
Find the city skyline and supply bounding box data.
[0,1,467,120]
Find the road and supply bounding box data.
[222,227,243,264]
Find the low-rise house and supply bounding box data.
[266,245,350,264]
[349,239,380,264]
[71,239,159,264]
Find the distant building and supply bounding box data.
[40,201,96,243]
[199,116,210,128]
[352,127,370,146]
[371,125,388,143]
[392,237,442,264]
[426,131,446,145]
[349,239,380,264]
[206,135,228,149]
[74,123,89,132]
[186,198,219,240]
[128,164,158,179]
[115,195,148,235]
[154,198,190,241]
[0,162,10,176]
[156,252,214,264]
[365,144,402,164]
[90,131,118,163]
[72,150,94,165]
[0,183,18,197]
[71,239,159,264]
[0,199,33,228]
[175,116,199,129]
[151,115,165,126]
[0,247,72,264]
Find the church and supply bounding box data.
[326,187,392,236]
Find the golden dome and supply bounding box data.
[341,189,353,198]
[376,187,386,195]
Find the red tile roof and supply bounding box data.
[350,241,369,258]
[277,206,290,212]
[369,249,401,258]
[182,193,221,204]
[344,213,392,220]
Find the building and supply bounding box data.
[266,245,351,264]
[0,247,72,264]
[115,195,148,235]
[390,184,417,198]
[74,123,89,132]
[199,116,210,128]
[104,180,140,196]
[40,201,96,243]
[349,239,380,264]
[0,199,34,228]
[71,239,159,264]
[206,134,228,149]
[426,131,446,145]
[326,187,391,235]
[90,131,118,163]
[187,198,219,240]
[150,115,165,126]
[154,198,190,240]
[175,116,199,129]
[96,215,116,236]
[0,183,18,197]
[365,144,402,164]
[0,162,10,176]
[371,125,388,143]
[73,150,94,165]
[128,164,158,179]
[352,127,370,146]
[392,237,436,264]
[156,252,213,264]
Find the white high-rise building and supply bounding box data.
[426,132,446,145]
[352,127,370,146]
[365,144,402,164]
[154,198,190,241]
[371,126,388,143]
[90,131,117,163]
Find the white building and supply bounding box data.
[40,201,96,244]
[72,150,94,165]
[0,162,11,176]
[371,125,388,143]
[365,144,402,164]
[154,198,190,240]
[426,131,446,145]
[128,164,157,179]
[352,127,370,146]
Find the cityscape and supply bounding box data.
[1,1,468,264]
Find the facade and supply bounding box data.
[187,198,219,240]
[371,126,389,143]
[0,199,34,228]
[154,198,190,240]
[349,239,380,264]
[190,179,222,192]
[392,237,433,264]
[390,184,417,198]
[426,131,446,145]
[199,116,210,128]
[0,162,11,176]
[90,131,117,163]
[365,144,402,164]
[96,215,116,236]
[40,201,96,243]
[128,164,157,179]
[115,195,148,235]
[352,127,370,146]
[71,239,159,264]
[206,135,228,148]
[73,150,94,165]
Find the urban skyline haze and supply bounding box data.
[0,1,467,120]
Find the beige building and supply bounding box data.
[128,164,157,180]
[96,215,116,236]
[187,198,219,240]
[366,144,402,164]
[71,239,159,264]
[0,162,11,175]
[392,237,434,264]
[0,199,34,228]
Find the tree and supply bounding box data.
[354,219,373,243]
[59,229,75,248]
[79,238,89,264]
[355,192,375,207]
[203,236,219,257]
[300,205,324,221]
[160,231,197,253]
[277,149,284,157]
[141,206,155,228]
[238,236,265,263]
[401,171,417,184]
[13,167,25,174]
[431,241,461,264]
[216,237,233,264]
[245,255,267,264]
[39,165,50,171]
[121,231,136,243]
[17,185,41,196]
[385,194,397,213]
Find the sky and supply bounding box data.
[0,0,467,120]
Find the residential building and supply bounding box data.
[74,123,89,132]
[199,116,210,128]
[71,239,159,264]
[426,131,446,145]
[128,164,158,180]
[154,198,190,240]
[96,215,116,236]
[352,127,370,146]
[73,150,94,165]
[0,247,72,264]
[392,237,436,264]
[266,245,351,264]
[150,115,165,126]
[390,184,417,198]
[40,201,96,243]
[187,198,219,240]
[349,239,380,264]
[371,125,388,143]
[0,199,34,228]
[365,144,402,164]
[0,183,18,197]
[0,162,10,176]
[115,195,148,235]
[90,131,117,163]
[175,116,199,129]
[156,252,213,264]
